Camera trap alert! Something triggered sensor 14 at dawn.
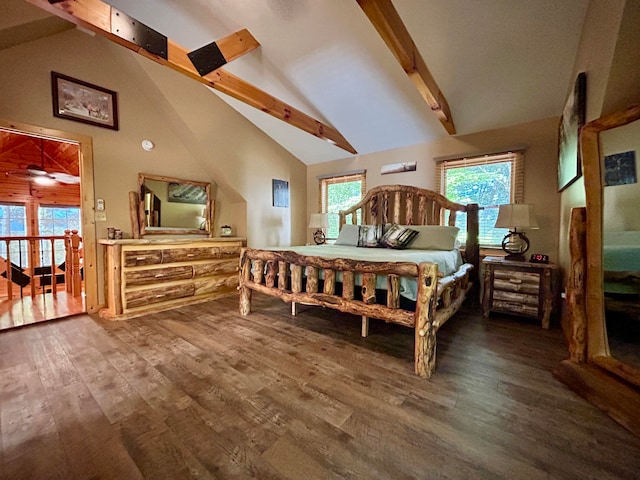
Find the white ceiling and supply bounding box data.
[27,1,592,164]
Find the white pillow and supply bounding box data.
[405,225,460,250]
[334,224,360,246]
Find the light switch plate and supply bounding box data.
[95,212,107,222]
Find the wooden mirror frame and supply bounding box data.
[581,103,640,386]
[136,173,215,237]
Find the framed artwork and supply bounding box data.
[557,72,586,191]
[51,71,119,130]
[167,182,207,204]
[604,151,637,186]
[381,161,417,175]
[272,179,289,208]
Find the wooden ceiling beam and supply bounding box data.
[356,0,456,134]
[26,0,356,154]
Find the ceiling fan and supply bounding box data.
[10,164,80,185]
[5,138,80,185]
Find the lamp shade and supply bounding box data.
[308,213,329,229]
[494,204,539,229]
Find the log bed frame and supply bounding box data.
[239,185,480,377]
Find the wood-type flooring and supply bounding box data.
[1,293,639,479]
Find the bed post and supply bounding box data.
[239,248,253,315]
[465,203,480,301]
[414,262,439,377]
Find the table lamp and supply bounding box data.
[308,213,329,245]
[494,204,538,261]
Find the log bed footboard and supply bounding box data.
[238,248,474,377]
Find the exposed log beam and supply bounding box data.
[26,0,356,154]
[356,0,456,134]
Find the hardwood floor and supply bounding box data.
[0,291,85,331]
[1,293,639,479]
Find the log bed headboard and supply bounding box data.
[338,184,480,279]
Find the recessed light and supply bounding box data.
[141,139,155,151]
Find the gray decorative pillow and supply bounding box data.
[357,224,383,247]
[379,224,419,249]
[405,225,460,250]
[335,224,360,246]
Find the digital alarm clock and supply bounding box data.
[529,253,549,264]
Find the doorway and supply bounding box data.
[0,118,97,329]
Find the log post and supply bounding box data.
[4,240,12,299]
[362,273,376,304]
[254,260,264,284]
[278,261,288,290]
[567,207,587,362]
[64,230,72,293]
[387,274,400,308]
[324,269,336,294]
[415,262,438,378]
[129,191,140,239]
[306,266,319,293]
[239,249,252,315]
[291,265,303,293]
[343,271,355,300]
[265,261,277,287]
[69,230,82,297]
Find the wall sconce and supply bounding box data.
[494,203,539,261]
[308,213,329,245]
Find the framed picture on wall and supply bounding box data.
[272,179,289,208]
[51,71,119,130]
[557,72,586,191]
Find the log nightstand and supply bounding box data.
[482,256,558,329]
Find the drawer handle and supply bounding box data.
[187,253,196,257]
[136,256,147,261]
[155,294,165,298]
[509,278,522,284]
[154,273,165,278]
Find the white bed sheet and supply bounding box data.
[263,245,463,301]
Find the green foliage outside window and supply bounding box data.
[325,181,362,239]
[445,162,511,246]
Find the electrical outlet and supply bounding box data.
[96,198,105,211]
[95,212,107,222]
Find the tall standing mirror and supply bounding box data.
[138,173,213,236]
[581,103,640,387]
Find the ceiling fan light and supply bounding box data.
[33,176,56,186]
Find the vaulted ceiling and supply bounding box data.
[5,0,590,165]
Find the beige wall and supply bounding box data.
[308,117,561,261]
[0,28,306,303]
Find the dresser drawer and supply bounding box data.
[124,265,194,286]
[161,245,241,263]
[125,282,196,309]
[494,270,540,286]
[192,258,238,278]
[123,250,163,267]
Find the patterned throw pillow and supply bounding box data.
[357,225,383,247]
[379,224,419,249]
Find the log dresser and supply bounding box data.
[99,237,244,320]
[482,256,558,329]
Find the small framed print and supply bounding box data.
[51,71,119,130]
[272,179,289,208]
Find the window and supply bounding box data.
[436,151,524,246]
[0,203,28,263]
[319,171,366,240]
[38,205,81,266]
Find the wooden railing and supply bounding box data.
[0,230,83,299]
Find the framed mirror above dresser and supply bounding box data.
[556,103,640,436]
[137,173,214,237]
